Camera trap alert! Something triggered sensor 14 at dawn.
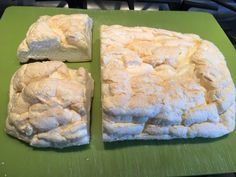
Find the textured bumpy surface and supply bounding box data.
[101,25,236,141]
[5,61,94,148]
[17,14,93,63]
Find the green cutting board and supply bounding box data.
[0,6,236,177]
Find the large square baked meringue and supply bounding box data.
[17,14,93,63]
[5,61,94,148]
[101,25,236,142]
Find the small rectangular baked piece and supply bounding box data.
[101,25,236,142]
[17,14,93,63]
[6,61,94,148]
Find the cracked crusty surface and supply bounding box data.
[5,61,94,148]
[101,25,236,142]
[17,14,92,63]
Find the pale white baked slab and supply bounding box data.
[17,14,93,63]
[101,25,236,142]
[6,61,94,148]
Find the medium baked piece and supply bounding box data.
[6,61,94,148]
[101,25,236,142]
[17,14,93,63]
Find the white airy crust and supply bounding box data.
[5,61,94,148]
[101,25,236,142]
[17,14,93,63]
